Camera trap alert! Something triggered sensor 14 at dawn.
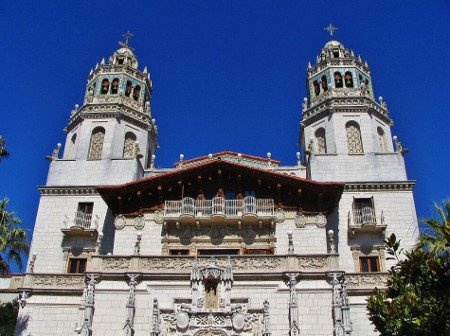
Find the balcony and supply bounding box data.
[61,211,99,236]
[348,207,386,235]
[164,196,275,224]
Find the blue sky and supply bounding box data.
[0,1,449,271]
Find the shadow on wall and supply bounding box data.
[100,209,116,255]
[14,313,30,336]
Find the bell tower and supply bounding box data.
[300,30,408,182]
[47,33,158,186]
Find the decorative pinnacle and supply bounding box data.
[119,31,134,49]
[324,24,338,38]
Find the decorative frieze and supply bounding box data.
[94,255,334,273]
[297,256,329,270]
[101,257,132,271]
[31,274,85,289]
[345,273,388,289]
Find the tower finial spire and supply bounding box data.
[324,24,338,38]
[119,31,134,49]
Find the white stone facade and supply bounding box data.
[7,39,419,336]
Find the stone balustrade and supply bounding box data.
[164,196,275,221]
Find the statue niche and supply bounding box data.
[204,279,219,309]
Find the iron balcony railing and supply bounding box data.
[349,207,385,228]
[164,196,274,219]
[63,211,99,230]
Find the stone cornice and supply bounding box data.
[301,95,392,127]
[88,64,151,84]
[66,104,155,134]
[39,186,99,196]
[344,181,416,192]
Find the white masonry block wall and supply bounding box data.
[29,195,109,273]
[337,190,419,272]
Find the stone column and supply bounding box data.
[262,299,272,336]
[79,274,99,336]
[340,278,353,335]
[124,274,139,336]
[149,298,160,336]
[286,273,300,336]
[329,272,353,336]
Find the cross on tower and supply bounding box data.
[119,31,134,49]
[324,24,338,38]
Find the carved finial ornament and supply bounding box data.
[119,31,134,49]
[324,24,338,38]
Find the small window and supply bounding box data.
[333,50,339,58]
[117,57,124,65]
[197,249,240,255]
[359,256,379,272]
[321,75,328,91]
[77,202,93,214]
[243,248,274,255]
[133,85,141,101]
[353,198,373,210]
[76,203,93,228]
[313,80,320,96]
[68,258,87,273]
[111,78,119,94]
[344,71,354,88]
[169,249,189,256]
[100,79,110,94]
[125,81,132,97]
[334,72,343,88]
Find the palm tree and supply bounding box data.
[0,136,9,161]
[418,199,450,256]
[0,198,29,274]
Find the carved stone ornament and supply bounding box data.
[101,257,131,271]
[346,274,388,288]
[134,216,145,229]
[232,312,246,331]
[175,311,189,329]
[295,214,307,228]
[115,215,126,230]
[32,274,85,288]
[154,210,164,224]
[298,256,328,270]
[295,213,327,228]
[275,208,285,223]
[316,213,327,228]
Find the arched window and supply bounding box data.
[313,80,320,96]
[346,121,364,154]
[344,71,354,88]
[88,127,105,160]
[67,133,77,159]
[377,127,387,152]
[334,72,343,88]
[125,81,132,97]
[315,128,327,153]
[321,75,328,91]
[110,78,119,94]
[133,85,141,101]
[123,132,137,158]
[100,79,110,94]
